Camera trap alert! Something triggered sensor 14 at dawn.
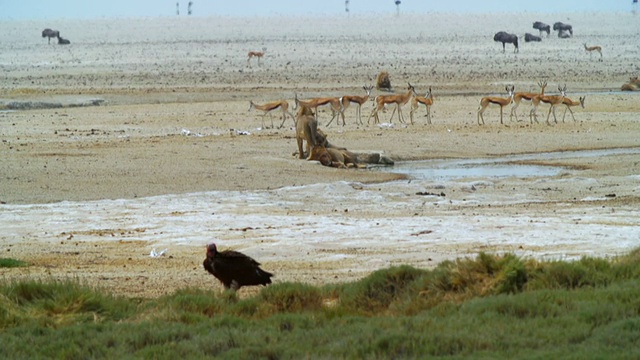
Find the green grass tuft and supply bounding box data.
[0,258,29,268]
[336,265,426,315]
[2,249,640,357]
[0,279,137,329]
[258,282,323,313]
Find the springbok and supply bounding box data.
[294,94,342,127]
[409,87,434,125]
[562,96,586,122]
[477,85,515,125]
[339,85,374,126]
[529,85,567,125]
[248,100,295,129]
[367,83,416,125]
[583,43,602,61]
[247,47,266,67]
[510,80,547,122]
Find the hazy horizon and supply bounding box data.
[0,0,636,20]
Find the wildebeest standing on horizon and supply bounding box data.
[524,33,542,42]
[553,22,573,37]
[494,31,519,53]
[41,28,59,44]
[532,21,550,37]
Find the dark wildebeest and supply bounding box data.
[532,21,550,37]
[493,31,519,53]
[558,30,571,39]
[553,22,573,37]
[57,35,70,45]
[524,33,542,42]
[41,28,59,44]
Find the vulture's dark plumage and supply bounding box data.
[203,243,273,290]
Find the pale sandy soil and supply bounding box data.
[1,13,639,298]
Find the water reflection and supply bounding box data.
[371,147,640,181]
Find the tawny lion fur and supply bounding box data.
[621,76,640,91]
[376,71,392,91]
[295,105,319,159]
[295,105,349,159]
[308,146,363,169]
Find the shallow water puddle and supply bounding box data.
[373,147,640,181]
[378,161,561,180]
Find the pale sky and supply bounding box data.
[0,0,634,19]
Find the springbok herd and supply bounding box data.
[248,81,586,129]
[247,18,605,129]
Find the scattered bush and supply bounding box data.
[337,265,425,314]
[258,282,322,313]
[0,279,136,329]
[1,249,640,358]
[0,258,28,268]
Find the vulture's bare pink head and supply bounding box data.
[206,243,217,258]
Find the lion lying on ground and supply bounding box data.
[308,145,364,169]
[294,105,394,167]
[308,143,394,168]
[621,76,640,91]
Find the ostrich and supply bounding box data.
[57,34,70,45]
[395,0,401,17]
[524,33,542,42]
[41,28,59,44]
[176,2,179,15]
[553,22,573,37]
[188,1,193,15]
[532,21,550,37]
[493,31,519,53]
[345,0,349,13]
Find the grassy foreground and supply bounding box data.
[2,250,640,359]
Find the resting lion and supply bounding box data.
[308,145,364,169]
[621,76,639,91]
[376,71,392,92]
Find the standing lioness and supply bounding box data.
[295,105,319,159]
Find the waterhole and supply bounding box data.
[371,147,640,181]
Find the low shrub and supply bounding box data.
[0,258,28,268]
